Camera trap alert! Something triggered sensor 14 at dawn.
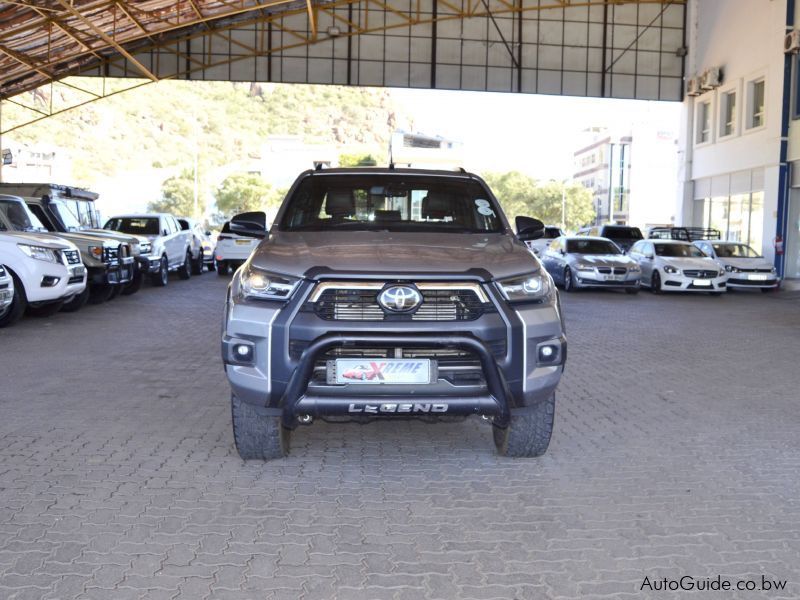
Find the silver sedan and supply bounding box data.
[541,236,642,293]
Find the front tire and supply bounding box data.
[651,271,662,294]
[563,267,575,292]
[88,284,115,304]
[493,393,555,458]
[231,395,290,460]
[121,269,143,296]
[0,272,27,328]
[26,300,64,318]
[216,260,228,277]
[60,286,90,312]
[191,251,204,275]
[178,252,192,280]
[151,256,168,287]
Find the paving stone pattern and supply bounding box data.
[1,273,799,599]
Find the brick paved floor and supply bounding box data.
[1,273,799,599]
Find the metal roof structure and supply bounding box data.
[0,0,686,132]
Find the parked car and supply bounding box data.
[214,220,260,276]
[576,224,644,252]
[177,217,212,274]
[221,167,566,460]
[0,230,87,327]
[629,239,727,294]
[0,194,124,307]
[104,214,193,286]
[541,236,641,293]
[693,240,780,292]
[0,183,146,297]
[525,225,564,257]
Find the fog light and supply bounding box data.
[537,343,560,364]
[233,343,253,362]
[41,275,60,287]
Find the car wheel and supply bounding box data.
[121,269,143,296]
[207,260,216,272]
[26,300,64,318]
[493,393,555,458]
[88,284,115,304]
[60,286,90,312]
[0,271,27,328]
[651,271,662,294]
[191,250,203,275]
[151,256,169,287]
[178,252,192,280]
[108,285,123,300]
[216,260,228,277]
[231,394,290,460]
[563,267,575,292]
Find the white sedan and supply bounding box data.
[692,240,779,292]
[629,239,727,294]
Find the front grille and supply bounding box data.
[102,246,119,266]
[596,266,627,275]
[683,269,717,279]
[289,339,507,361]
[312,285,492,322]
[734,267,773,273]
[63,250,81,265]
[68,275,83,284]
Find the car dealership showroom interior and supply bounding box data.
[1,0,799,599]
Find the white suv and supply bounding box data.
[213,220,261,276]
[0,231,87,327]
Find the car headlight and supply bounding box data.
[139,242,152,254]
[18,244,60,263]
[496,272,552,303]
[663,265,679,274]
[771,267,777,274]
[575,263,594,272]
[628,264,641,272]
[718,269,725,277]
[238,264,299,301]
[724,264,740,273]
[88,245,104,260]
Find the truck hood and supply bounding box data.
[252,230,539,280]
[45,230,117,247]
[0,231,76,250]
[81,228,144,245]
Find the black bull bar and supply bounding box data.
[280,333,514,428]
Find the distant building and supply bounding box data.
[573,126,678,227]
[389,131,464,169]
[0,143,72,183]
[260,136,339,188]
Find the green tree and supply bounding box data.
[215,172,284,219]
[149,170,204,217]
[482,171,595,231]
[339,153,378,167]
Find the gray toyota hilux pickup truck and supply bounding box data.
[221,168,566,460]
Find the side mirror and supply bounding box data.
[515,216,545,242]
[205,230,211,236]
[162,229,169,236]
[230,211,267,238]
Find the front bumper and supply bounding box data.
[88,259,134,286]
[574,269,641,288]
[660,274,727,292]
[222,277,566,427]
[138,255,162,274]
[726,275,780,289]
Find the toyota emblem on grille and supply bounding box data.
[378,285,422,312]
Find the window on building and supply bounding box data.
[720,91,737,137]
[697,101,711,144]
[747,78,765,129]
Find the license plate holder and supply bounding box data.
[749,274,768,281]
[330,358,433,385]
[235,239,251,246]
[693,279,712,286]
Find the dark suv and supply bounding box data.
[221,168,567,460]
[577,224,644,252]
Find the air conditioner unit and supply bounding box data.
[700,67,722,90]
[686,77,701,97]
[786,30,800,53]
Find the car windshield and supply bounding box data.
[603,226,643,240]
[105,217,160,235]
[566,239,621,255]
[0,198,48,232]
[279,175,504,233]
[50,200,83,231]
[713,243,761,258]
[655,243,705,257]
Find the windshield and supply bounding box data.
[50,200,83,231]
[713,243,761,258]
[105,217,160,235]
[655,243,705,258]
[279,175,504,233]
[566,239,622,255]
[0,198,48,232]
[603,226,643,240]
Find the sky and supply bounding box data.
[389,88,683,180]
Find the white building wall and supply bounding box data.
[677,0,786,264]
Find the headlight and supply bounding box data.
[575,263,594,272]
[724,264,740,273]
[18,244,59,263]
[718,269,725,277]
[663,265,678,274]
[238,264,299,301]
[140,242,152,254]
[771,267,777,274]
[88,245,104,259]
[496,272,552,303]
[628,264,641,272]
